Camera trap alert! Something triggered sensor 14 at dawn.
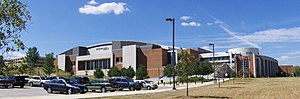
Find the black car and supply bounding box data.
[84,79,118,93]
[43,79,88,95]
[108,77,141,91]
[0,75,12,88]
[6,75,26,88]
[71,76,90,84]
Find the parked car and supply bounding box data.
[45,76,65,80]
[83,79,118,93]
[43,78,88,95]
[135,80,158,90]
[6,75,26,88]
[21,75,30,83]
[28,76,50,87]
[0,75,13,88]
[108,77,141,91]
[71,76,90,84]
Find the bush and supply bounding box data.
[94,68,104,78]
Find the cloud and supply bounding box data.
[87,0,98,5]
[181,22,201,27]
[207,23,213,26]
[180,16,192,20]
[210,16,260,49]
[79,2,130,15]
[3,51,25,60]
[201,46,211,51]
[235,27,300,43]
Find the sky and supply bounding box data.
[4,0,300,65]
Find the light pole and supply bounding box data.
[209,43,216,84]
[166,18,176,90]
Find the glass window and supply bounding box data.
[116,57,122,64]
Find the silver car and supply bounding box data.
[135,80,158,90]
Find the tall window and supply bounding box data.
[242,58,249,71]
[77,59,111,71]
[116,57,122,64]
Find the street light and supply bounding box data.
[209,43,216,84]
[165,18,176,90]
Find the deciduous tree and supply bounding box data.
[136,64,148,80]
[43,52,54,76]
[0,0,31,54]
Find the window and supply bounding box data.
[116,57,122,64]
[78,61,85,70]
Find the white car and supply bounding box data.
[28,76,50,87]
[135,80,158,90]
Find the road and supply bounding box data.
[0,79,229,99]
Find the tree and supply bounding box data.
[108,66,121,77]
[136,64,148,80]
[176,49,194,96]
[25,47,39,75]
[120,68,128,76]
[163,64,174,77]
[0,0,31,54]
[94,68,104,78]
[201,60,214,75]
[293,66,300,77]
[0,56,17,76]
[127,66,135,78]
[43,52,54,76]
[17,57,29,74]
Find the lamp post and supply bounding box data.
[209,43,216,84]
[166,18,176,90]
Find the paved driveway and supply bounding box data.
[0,79,228,99]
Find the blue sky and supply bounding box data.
[6,0,300,65]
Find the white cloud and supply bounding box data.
[207,23,213,26]
[236,27,300,43]
[87,0,98,5]
[210,15,260,49]
[201,46,211,51]
[181,22,201,27]
[3,51,25,60]
[79,2,130,15]
[180,16,192,20]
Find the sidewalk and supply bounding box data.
[5,78,230,99]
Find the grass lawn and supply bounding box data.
[97,77,300,99]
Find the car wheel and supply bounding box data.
[40,83,44,87]
[100,87,106,93]
[30,82,33,87]
[110,90,115,92]
[20,85,24,88]
[129,86,135,91]
[67,88,73,95]
[119,88,123,91]
[9,83,13,88]
[147,86,151,90]
[47,87,52,93]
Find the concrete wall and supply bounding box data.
[58,54,66,71]
[122,45,137,71]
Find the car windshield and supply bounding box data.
[145,80,153,84]
[127,78,134,82]
[41,77,46,80]
[65,79,77,84]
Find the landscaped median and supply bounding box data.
[90,77,300,99]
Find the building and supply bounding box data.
[56,41,279,78]
[279,65,294,76]
[5,57,45,67]
[200,48,279,78]
[55,40,188,77]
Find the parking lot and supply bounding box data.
[0,83,182,99]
